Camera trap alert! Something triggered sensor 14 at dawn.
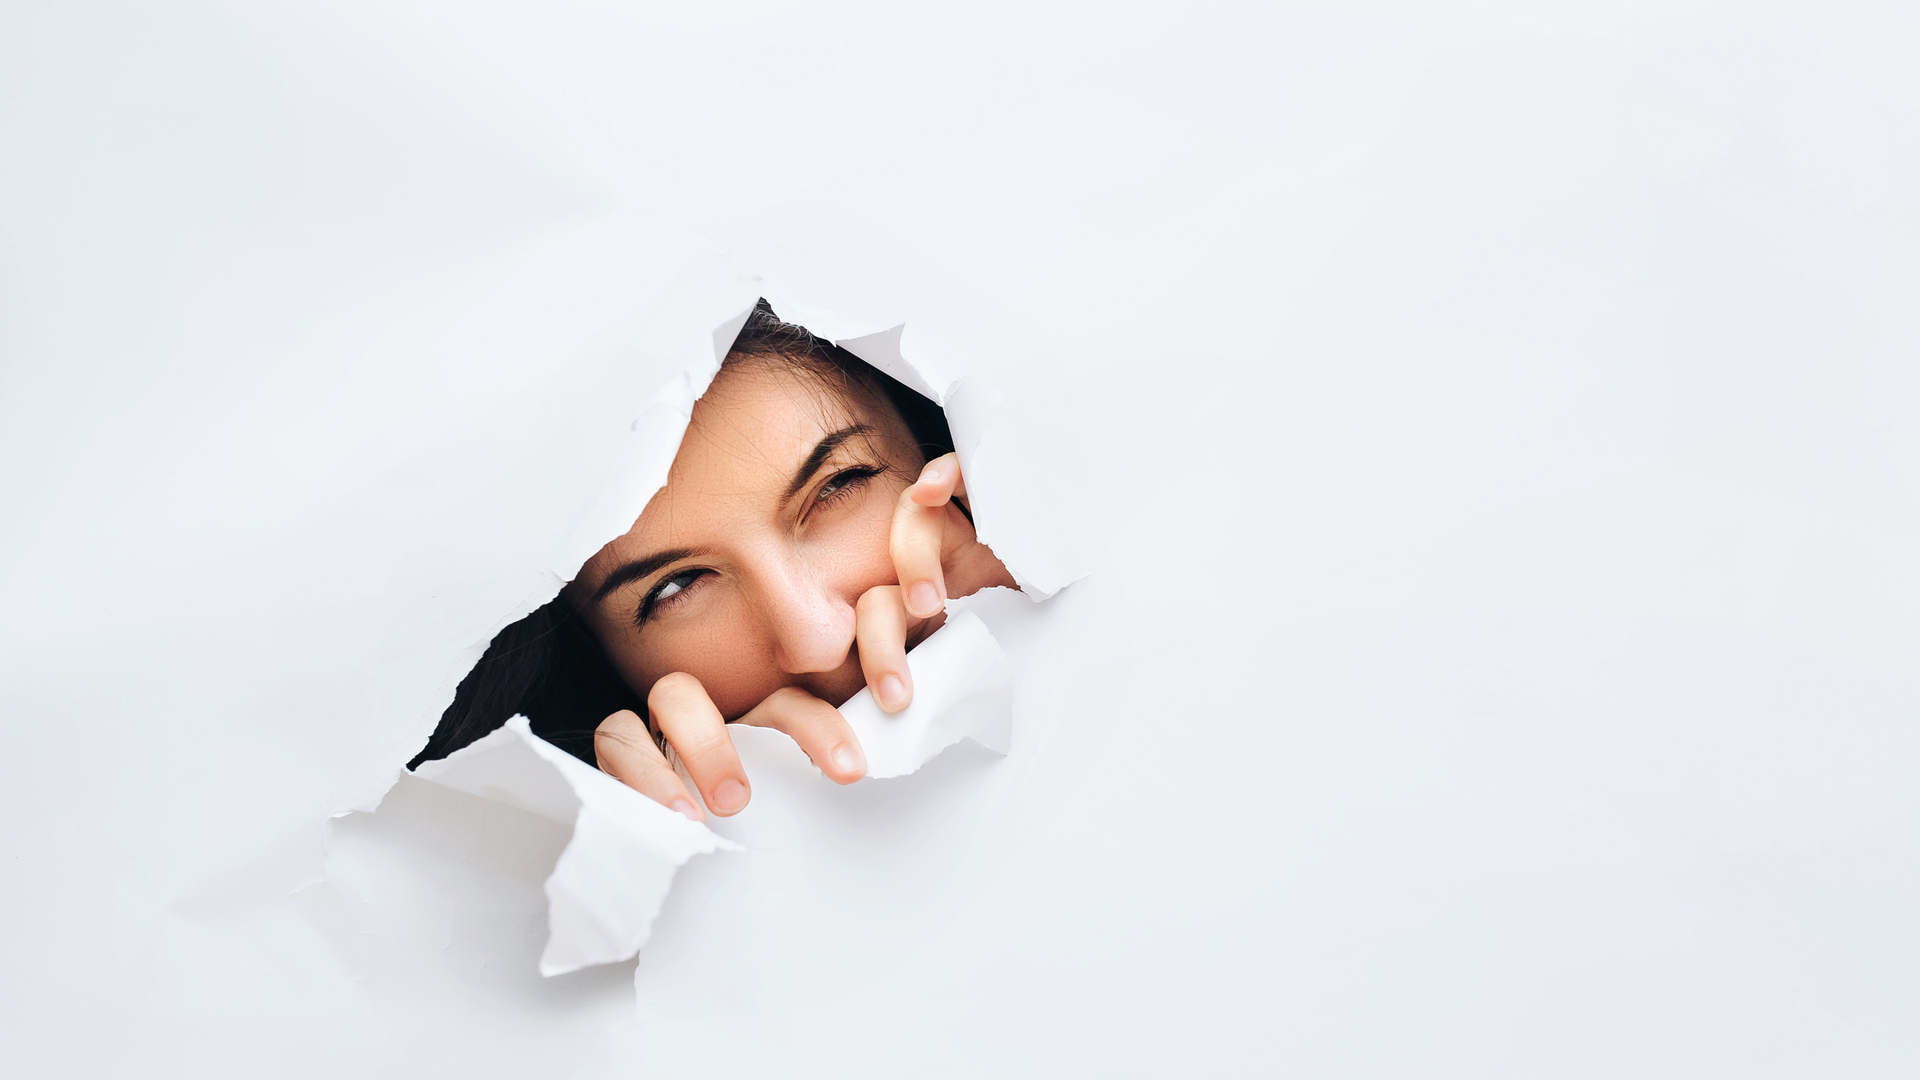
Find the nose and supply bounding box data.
[753,558,858,675]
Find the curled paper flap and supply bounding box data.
[837,608,1015,779]
[836,323,954,407]
[414,718,741,976]
[761,292,953,404]
[756,292,885,349]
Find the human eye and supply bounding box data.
[814,465,883,508]
[637,567,711,625]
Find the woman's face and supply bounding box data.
[570,364,928,719]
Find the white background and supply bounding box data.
[3,1,1917,1076]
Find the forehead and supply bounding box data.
[670,364,875,492]
[570,360,915,593]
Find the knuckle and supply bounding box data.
[856,585,900,615]
[648,671,704,708]
[596,708,642,734]
[666,722,733,760]
[764,685,815,709]
[858,612,907,650]
[906,516,943,549]
[594,722,657,763]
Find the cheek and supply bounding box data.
[613,611,791,720]
[809,489,905,581]
[592,489,907,716]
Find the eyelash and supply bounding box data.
[637,568,710,625]
[813,465,882,509]
[633,466,885,627]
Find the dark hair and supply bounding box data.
[409,300,954,769]
[724,300,954,463]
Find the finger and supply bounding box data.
[855,585,914,713]
[648,672,752,816]
[908,452,965,507]
[892,484,948,618]
[735,687,867,784]
[594,708,703,821]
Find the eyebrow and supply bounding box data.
[589,424,877,607]
[782,423,875,501]
[589,547,701,605]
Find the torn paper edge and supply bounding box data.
[413,717,741,977]
[835,608,1014,779]
[759,290,1084,599]
[370,277,1078,974]
[362,276,763,812]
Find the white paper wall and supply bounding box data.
[4,1,1918,1076]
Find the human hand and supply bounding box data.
[594,677,867,822]
[852,453,1018,714]
[592,453,1012,819]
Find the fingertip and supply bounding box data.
[876,672,910,713]
[912,460,956,500]
[907,581,943,617]
[709,777,749,816]
[670,798,703,822]
[830,743,866,784]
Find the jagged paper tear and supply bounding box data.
[400,596,1031,978]
[412,717,742,976]
[385,292,1070,976]
[832,606,1014,780]
[760,291,1086,599]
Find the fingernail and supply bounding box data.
[711,778,748,815]
[670,798,701,822]
[909,582,942,615]
[877,673,907,711]
[831,744,865,777]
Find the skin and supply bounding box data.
[567,362,1015,820]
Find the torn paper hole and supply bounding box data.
[368,286,1081,974]
[413,717,741,977]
